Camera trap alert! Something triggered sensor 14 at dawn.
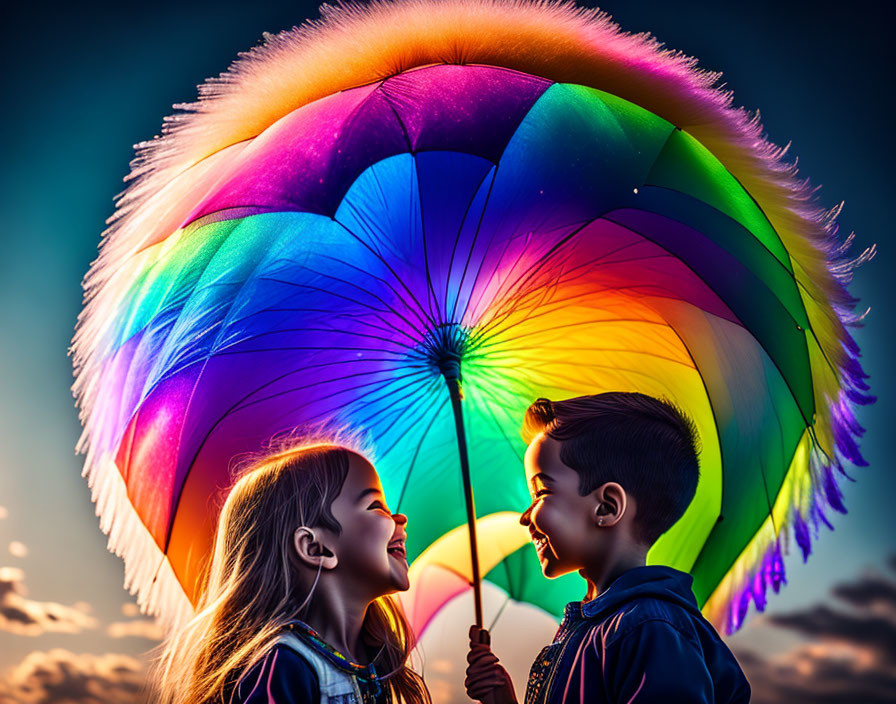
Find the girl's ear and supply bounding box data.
[293,527,339,570]
[592,482,627,528]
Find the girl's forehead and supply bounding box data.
[341,453,383,496]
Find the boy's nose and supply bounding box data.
[519,506,532,526]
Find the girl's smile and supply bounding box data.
[327,454,411,593]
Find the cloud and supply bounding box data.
[8,542,27,559]
[0,567,97,636]
[120,603,140,619]
[105,603,163,641]
[105,619,163,641]
[735,557,896,704]
[0,649,150,703]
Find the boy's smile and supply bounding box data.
[520,433,596,579]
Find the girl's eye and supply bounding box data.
[368,501,390,513]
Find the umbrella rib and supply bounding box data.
[649,317,725,572]
[214,344,415,358]
[410,154,443,322]
[605,206,809,332]
[393,392,446,514]
[373,378,445,461]
[474,280,684,345]
[311,250,431,324]
[487,593,512,633]
[791,276,842,379]
[471,274,681,349]
[605,218,816,428]
[636,181,795,283]
[444,165,498,321]
[449,165,499,322]
[460,196,576,325]
[309,367,434,423]
[460,222,534,325]
[265,258,431,338]
[473,218,595,312]
[259,307,419,348]
[692,427,806,610]
[215,325,417,354]
[162,359,427,553]
[484,345,695,368]
[478,291,670,339]
[222,357,403,417]
[332,193,440,333]
[127,217,289,486]
[462,217,596,331]
[358,373,437,422]
[231,365,432,414]
[471,243,669,344]
[254,276,427,343]
[505,362,680,392]
[471,382,527,466]
[321,80,392,211]
[471,317,676,354]
[350,373,442,428]
[255,275,390,318]
[607,184,831,370]
[760,387,789,538]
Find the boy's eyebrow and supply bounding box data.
[530,472,553,487]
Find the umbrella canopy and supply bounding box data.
[72,0,874,635]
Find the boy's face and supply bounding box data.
[520,433,597,578]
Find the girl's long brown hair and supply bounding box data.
[153,437,430,704]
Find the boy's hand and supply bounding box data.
[465,626,518,704]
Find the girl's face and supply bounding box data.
[326,453,410,595]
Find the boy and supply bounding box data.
[465,392,750,703]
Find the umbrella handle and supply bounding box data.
[445,376,484,628]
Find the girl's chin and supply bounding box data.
[385,571,410,592]
[387,556,410,590]
[392,577,411,592]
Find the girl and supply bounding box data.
[154,434,431,704]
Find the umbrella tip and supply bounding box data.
[437,355,462,381]
[421,322,468,382]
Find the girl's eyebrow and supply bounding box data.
[356,487,383,502]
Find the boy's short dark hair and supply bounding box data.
[522,392,701,546]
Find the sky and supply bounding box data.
[1,0,894,702]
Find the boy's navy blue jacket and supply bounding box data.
[524,566,751,704]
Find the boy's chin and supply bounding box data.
[540,559,579,580]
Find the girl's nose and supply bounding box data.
[393,512,408,526]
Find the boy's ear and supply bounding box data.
[293,527,339,571]
[591,482,627,528]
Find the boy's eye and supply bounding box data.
[534,489,550,499]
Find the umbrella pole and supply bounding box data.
[444,375,484,628]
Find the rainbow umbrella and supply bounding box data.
[72,0,874,635]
